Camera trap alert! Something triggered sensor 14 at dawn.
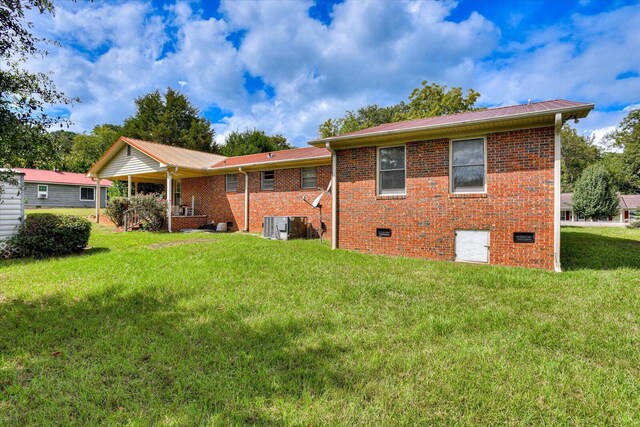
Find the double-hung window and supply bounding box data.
[261,171,275,190]
[80,187,95,201]
[174,180,182,206]
[226,174,237,192]
[451,138,486,193]
[37,184,48,199]
[301,167,317,189]
[378,146,406,195]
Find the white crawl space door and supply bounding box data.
[455,230,489,263]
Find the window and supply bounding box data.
[173,180,182,206]
[301,167,317,189]
[226,174,237,192]
[37,184,48,199]
[80,187,95,201]
[127,145,131,156]
[451,138,486,193]
[261,171,275,190]
[378,146,406,195]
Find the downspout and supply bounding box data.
[554,113,562,272]
[239,167,249,232]
[326,142,337,250]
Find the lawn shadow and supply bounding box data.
[0,284,348,425]
[0,247,110,268]
[561,229,640,271]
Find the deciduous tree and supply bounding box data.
[220,129,292,157]
[0,0,75,186]
[560,124,600,192]
[319,81,481,137]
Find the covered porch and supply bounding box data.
[86,137,226,232]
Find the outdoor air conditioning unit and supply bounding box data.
[37,194,47,199]
[263,216,308,240]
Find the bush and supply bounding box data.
[572,163,619,220]
[11,213,91,258]
[106,196,129,226]
[627,220,640,229]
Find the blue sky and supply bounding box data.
[26,0,640,146]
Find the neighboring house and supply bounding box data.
[0,170,25,255]
[88,99,594,271]
[15,168,112,208]
[561,193,639,223]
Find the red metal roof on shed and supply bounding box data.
[15,168,112,187]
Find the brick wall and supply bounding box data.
[336,127,556,270]
[181,165,332,238]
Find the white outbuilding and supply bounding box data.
[0,169,25,256]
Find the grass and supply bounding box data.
[1,213,639,425]
[25,207,101,217]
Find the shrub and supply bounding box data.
[11,213,91,258]
[106,196,129,226]
[572,163,619,220]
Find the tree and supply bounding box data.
[604,108,640,193]
[122,88,217,153]
[394,80,481,121]
[572,163,620,221]
[319,104,408,138]
[65,124,122,173]
[560,124,600,192]
[219,129,293,157]
[319,81,481,137]
[0,0,75,186]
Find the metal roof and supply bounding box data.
[310,99,594,147]
[120,137,226,169]
[15,168,112,187]
[561,193,640,210]
[210,146,330,170]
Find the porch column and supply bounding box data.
[166,171,173,232]
[127,175,132,199]
[95,178,101,223]
[135,181,139,195]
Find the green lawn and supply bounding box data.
[1,216,639,425]
[25,207,102,217]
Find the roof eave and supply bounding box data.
[309,104,595,148]
[209,156,332,173]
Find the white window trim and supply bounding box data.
[261,171,275,191]
[377,145,407,196]
[173,179,182,206]
[37,184,48,199]
[449,136,488,194]
[79,186,96,201]
[226,174,238,192]
[301,167,317,189]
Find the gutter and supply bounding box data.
[238,167,249,232]
[309,104,595,146]
[326,142,337,250]
[208,155,332,173]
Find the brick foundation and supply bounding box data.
[170,215,209,231]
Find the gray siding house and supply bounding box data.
[15,168,111,208]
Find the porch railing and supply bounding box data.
[123,207,140,232]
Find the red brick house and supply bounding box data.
[88,99,594,271]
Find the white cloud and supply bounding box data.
[20,0,640,148]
